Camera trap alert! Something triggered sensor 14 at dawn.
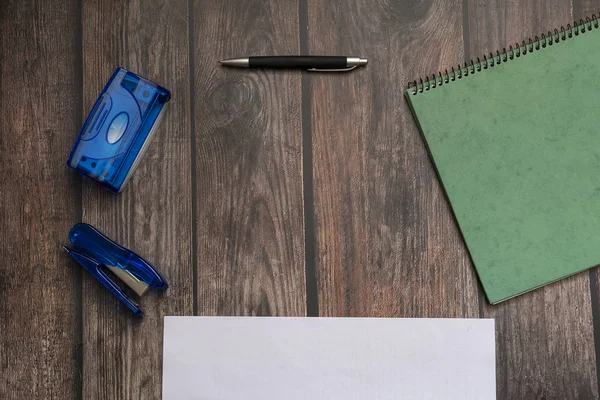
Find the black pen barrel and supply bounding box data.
[249,56,347,69]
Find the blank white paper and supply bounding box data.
[162,317,495,400]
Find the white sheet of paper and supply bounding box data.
[162,317,495,400]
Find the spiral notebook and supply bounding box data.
[406,17,600,304]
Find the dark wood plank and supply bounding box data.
[467,1,598,398]
[80,0,193,398]
[192,0,306,316]
[308,1,481,318]
[0,1,82,398]
[576,0,600,18]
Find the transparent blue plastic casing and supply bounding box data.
[65,223,168,317]
[67,67,170,192]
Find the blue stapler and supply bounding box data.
[63,223,168,317]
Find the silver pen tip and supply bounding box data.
[219,58,250,67]
[359,58,368,66]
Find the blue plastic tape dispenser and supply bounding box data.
[63,223,168,317]
[68,67,170,192]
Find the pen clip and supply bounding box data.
[307,65,358,72]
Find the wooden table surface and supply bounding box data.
[1,0,600,399]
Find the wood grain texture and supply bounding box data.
[2,1,600,398]
[192,0,306,316]
[308,0,481,318]
[80,0,193,398]
[576,0,600,18]
[467,1,599,398]
[0,1,82,399]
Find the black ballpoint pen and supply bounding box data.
[219,56,368,72]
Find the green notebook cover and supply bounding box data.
[406,19,600,304]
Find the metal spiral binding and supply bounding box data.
[408,15,599,95]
